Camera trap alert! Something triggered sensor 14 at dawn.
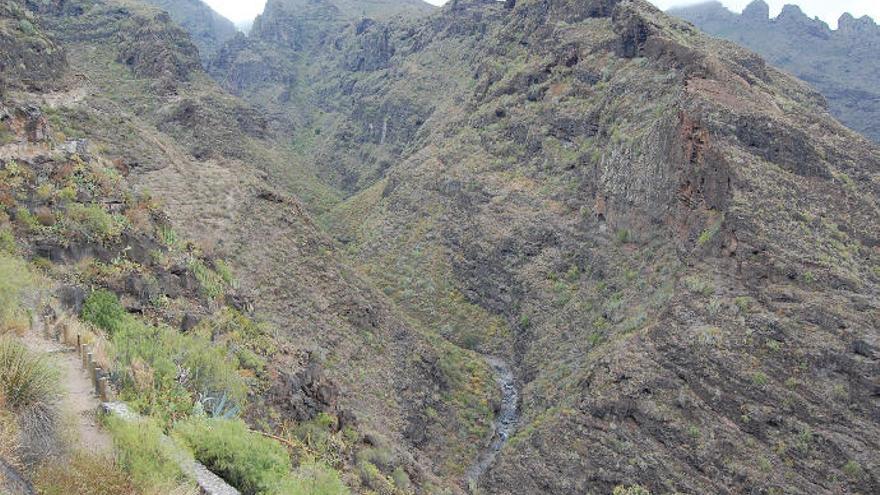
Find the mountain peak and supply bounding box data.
[838,12,879,35]
[741,0,769,21]
[778,3,804,18]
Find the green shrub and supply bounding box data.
[358,459,394,493]
[14,207,41,232]
[174,417,291,495]
[214,259,235,286]
[65,203,127,242]
[613,486,651,495]
[274,462,349,495]
[81,289,128,334]
[157,224,178,248]
[751,372,769,387]
[683,275,714,297]
[58,185,77,203]
[391,467,411,492]
[189,258,227,300]
[0,226,16,254]
[0,336,59,412]
[355,447,394,472]
[842,460,862,478]
[194,307,275,372]
[105,416,188,493]
[18,19,36,35]
[697,216,723,247]
[697,228,714,246]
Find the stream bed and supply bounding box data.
[464,356,519,488]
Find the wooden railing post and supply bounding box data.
[98,377,109,402]
[81,345,89,370]
[94,367,102,395]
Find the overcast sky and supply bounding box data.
[203,0,879,28]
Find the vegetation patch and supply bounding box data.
[174,416,294,495]
[105,416,190,493]
[0,253,36,333]
[82,290,246,423]
[0,336,59,413]
[63,203,128,243]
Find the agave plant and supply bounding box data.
[196,392,240,419]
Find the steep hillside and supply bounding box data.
[1,0,499,493]
[0,0,66,93]
[669,0,880,143]
[142,0,239,63]
[201,0,880,492]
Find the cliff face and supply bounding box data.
[670,0,880,143]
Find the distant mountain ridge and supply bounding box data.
[669,0,880,143]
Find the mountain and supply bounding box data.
[669,0,880,143]
[209,0,880,492]
[142,0,240,62]
[2,0,879,494]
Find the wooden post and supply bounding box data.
[76,334,81,353]
[87,353,94,384]
[82,345,89,370]
[94,368,102,395]
[98,377,109,402]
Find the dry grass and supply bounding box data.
[0,337,59,413]
[55,315,112,371]
[33,451,139,495]
[0,408,20,466]
[0,337,61,465]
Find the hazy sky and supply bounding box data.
[203,0,879,27]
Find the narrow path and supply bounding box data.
[465,356,519,488]
[22,319,111,455]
